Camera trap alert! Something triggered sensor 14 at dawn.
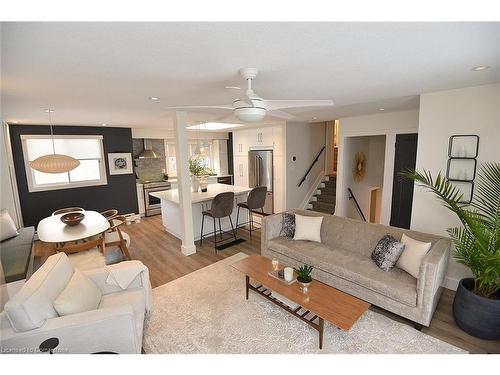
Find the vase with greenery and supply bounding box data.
[188,156,212,192]
[402,162,499,339]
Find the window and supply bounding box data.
[21,135,107,192]
[165,141,214,177]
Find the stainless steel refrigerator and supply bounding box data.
[248,149,273,215]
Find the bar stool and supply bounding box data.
[200,192,237,251]
[235,186,267,239]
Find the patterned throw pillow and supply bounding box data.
[371,235,405,272]
[279,213,296,238]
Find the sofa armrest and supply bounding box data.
[417,238,451,309]
[261,213,283,251]
[0,305,140,354]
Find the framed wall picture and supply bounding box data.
[108,153,133,175]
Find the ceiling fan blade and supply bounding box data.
[214,112,238,122]
[267,109,296,120]
[163,105,233,111]
[264,100,334,111]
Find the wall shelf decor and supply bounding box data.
[446,134,479,204]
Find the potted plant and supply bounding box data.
[402,162,499,340]
[295,264,314,292]
[188,156,212,192]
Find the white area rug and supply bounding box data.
[143,253,466,354]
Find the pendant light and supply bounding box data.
[30,109,80,173]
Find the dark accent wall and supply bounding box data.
[9,125,138,227]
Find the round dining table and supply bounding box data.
[37,210,110,244]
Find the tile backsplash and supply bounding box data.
[132,138,167,182]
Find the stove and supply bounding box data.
[142,180,171,216]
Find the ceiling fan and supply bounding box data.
[164,68,334,123]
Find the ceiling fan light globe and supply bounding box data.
[234,107,266,123]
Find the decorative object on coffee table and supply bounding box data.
[402,162,500,340]
[295,264,313,292]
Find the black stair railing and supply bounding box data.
[298,146,326,187]
[347,188,366,222]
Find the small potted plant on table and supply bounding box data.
[295,264,314,292]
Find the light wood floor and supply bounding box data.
[34,215,500,354]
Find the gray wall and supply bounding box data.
[285,121,326,209]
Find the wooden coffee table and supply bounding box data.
[232,254,370,349]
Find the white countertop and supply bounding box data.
[164,174,233,184]
[149,183,251,204]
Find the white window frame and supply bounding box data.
[21,134,108,192]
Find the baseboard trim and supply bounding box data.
[443,276,460,291]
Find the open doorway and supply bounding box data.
[342,135,386,223]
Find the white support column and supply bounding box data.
[173,111,196,256]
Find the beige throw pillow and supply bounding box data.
[396,233,432,278]
[0,209,19,241]
[53,269,102,316]
[293,214,323,242]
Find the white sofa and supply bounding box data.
[0,252,152,354]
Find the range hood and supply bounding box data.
[138,139,159,159]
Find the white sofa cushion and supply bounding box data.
[0,209,19,241]
[4,252,73,332]
[293,214,323,242]
[53,269,102,316]
[396,234,432,278]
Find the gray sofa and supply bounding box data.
[261,209,451,326]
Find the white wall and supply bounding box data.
[411,83,500,290]
[285,121,326,209]
[336,110,419,224]
[343,135,386,221]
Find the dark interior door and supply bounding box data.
[390,133,418,229]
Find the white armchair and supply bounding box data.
[0,252,152,354]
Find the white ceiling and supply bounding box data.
[1,22,499,129]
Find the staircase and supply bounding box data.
[307,175,336,214]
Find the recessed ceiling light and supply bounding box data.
[149,96,159,101]
[471,65,490,71]
[187,122,245,131]
[379,108,385,111]
[225,86,241,90]
[102,123,107,126]
[312,117,318,120]
[44,109,55,113]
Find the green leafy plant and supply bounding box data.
[188,155,212,176]
[401,162,500,299]
[295,264,314,283]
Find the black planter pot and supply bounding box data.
[453,278,500,340]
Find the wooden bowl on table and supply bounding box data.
[60,212,85,226]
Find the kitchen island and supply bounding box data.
[149,183,252,242]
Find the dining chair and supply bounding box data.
[100,209,118,221]
[103,215,132,261]
[51,207,84,216]
[56,234,105,255]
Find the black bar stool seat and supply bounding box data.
[200,192,237,252]
[236,186,267,239]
